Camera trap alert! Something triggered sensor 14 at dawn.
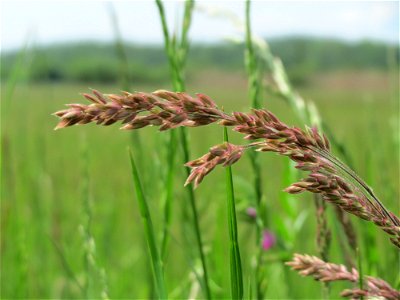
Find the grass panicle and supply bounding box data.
[54,89,400,249]
[286,254,400,300]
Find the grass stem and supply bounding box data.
[155,1,212,298]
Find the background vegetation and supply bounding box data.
[1,38,397,85]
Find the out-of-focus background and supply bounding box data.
[1,1,399,299]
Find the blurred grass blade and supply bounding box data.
[50,238,84,294]
[106,2,131,90]
[80,137,109,300]
[3,38,33,114]
[128,149,167,299]
[224,128,243,300]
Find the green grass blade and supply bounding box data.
[128,149,167,300]
[224,128,243,300]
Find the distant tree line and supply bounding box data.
[1,37,398,85]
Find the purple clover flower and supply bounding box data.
[261,230,276,251]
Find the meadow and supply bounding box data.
[2,67,399,298]
[1,1,399,299]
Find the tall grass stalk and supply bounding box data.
[155,1,212,298]
[128,149,167,299]
[244,0,263,227]
[244,2,270,298]
[224,128,244,300]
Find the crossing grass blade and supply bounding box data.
[224,128,243,300]
[128,149,167,300]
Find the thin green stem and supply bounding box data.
[224,128,244,300]
[180,127,212,299]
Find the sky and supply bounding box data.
[1,0,399,51]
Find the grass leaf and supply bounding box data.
[128,148,167,299]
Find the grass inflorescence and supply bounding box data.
[53,89,400,250]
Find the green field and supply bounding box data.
[1,67,399,298]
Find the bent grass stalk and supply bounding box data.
[224,128,244,300]
[261,35,358,260]
[233,8,359,262]
[128,149,167,299]
[218,3,333,294]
